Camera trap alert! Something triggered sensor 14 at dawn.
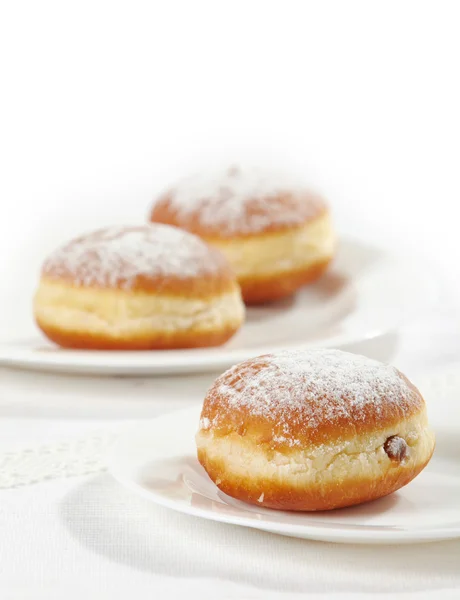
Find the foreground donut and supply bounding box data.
[149,166,335,304]
[196,349,435,511]
[34,224,245,350]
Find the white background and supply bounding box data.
[1,0,459,335]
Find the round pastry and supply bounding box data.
[34,224,245,350]
[196,349,435,511]
[149,166,335,304]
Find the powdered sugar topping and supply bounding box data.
[202,349,422,446]
[43,224,226,288]
[157,166,325,236]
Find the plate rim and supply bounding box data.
[108,406,460,545]
[0,325,388,375]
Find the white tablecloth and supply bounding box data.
[1,308,460,599]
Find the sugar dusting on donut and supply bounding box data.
[201,349,423,446]
[160,166,325,236]
[43,224,227,288]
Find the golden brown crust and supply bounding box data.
[41,224,237,298]
[35,318,240,350]
[150,192,327,239]
[34,277,244,351]
[197,446,433,511]
[200,351,426,447]
[150,204,335,304]
[237,258,332,305]
[41,268,237,299]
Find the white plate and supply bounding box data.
[0,239,435,375]
[108,402,460,545]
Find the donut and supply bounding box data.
[34,224,245,350]
[196,349,435,511]
[149,166,335,304]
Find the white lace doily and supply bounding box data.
[0,431,116,489]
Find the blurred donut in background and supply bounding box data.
[149,166,336,304]
[34,224,245,350]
